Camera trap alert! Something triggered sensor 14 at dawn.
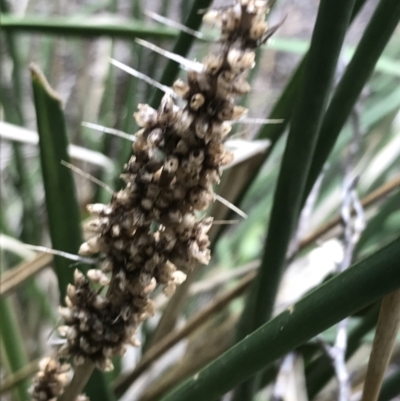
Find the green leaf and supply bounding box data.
[30,64,114,401]
[237,0,357,343]
[234,1,357,397]
[302,0,400,205]
[158,235,400,401]
[256,58,304,142]
[0,299,29,401]
[1,15,178,39]
[30,64,85,301]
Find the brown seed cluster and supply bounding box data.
[55,0,272,372]
[30,358,71,401]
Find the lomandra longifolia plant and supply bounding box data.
[30,1,277,399]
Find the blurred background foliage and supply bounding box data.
[0,0,400,400]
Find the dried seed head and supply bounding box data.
[174,110,194,134]
[58,306,74,324]
[250,20,268,39]
[233,77,251,95]
[189,187,215,210]
[58,325,70,337]
[111,224,121,237]
[233,105,248,120]
[57,0,273,373]
[147,128,164,146]
[144,277,157,294]
[190,93,205,111]
[204,54,223,75]
[173,79,190,97]
[172,270,187,285]
[83,219,103,233]
[158,94,176,123]
[79,235,101,256]
[31,358,72,401]
[180,212,197,230]
[74,269,86,286]
[202,9,221,26]
[129,336,141,347]
[189,150,205,166]
[164,156,179,174]
[101,259,113,273]
[220,150,234,166]
[228,49,255,72]
[190,241,211,265]
[87,269,110,286]
[66,284,77,304]
[116,189,131,204]
[134,104,157,127]
[87,203,112,215]
[160,228,177,251]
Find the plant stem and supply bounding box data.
[361,290,400,401]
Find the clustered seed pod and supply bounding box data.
[40,0,274,381]
[30,358,73,401]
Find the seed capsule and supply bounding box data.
[147,128,163,146]
[134,104,157,127]
[66,284,77,304]
[87,269,110,286]
[204,55,223,75]
[233,77,251,95]
[195,118,209,139]
[74,269,86,286]
[172,270,187,285]
[190,93,205,111]
[250,20,268,40]
[86,203,112,215]
[189,187,215,210]
[202,10,221,26]
[174,110,194,134]
[173,79,190,97]
[78,235,101,256]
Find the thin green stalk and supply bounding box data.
[302,0,400,206]
[234,1,356,398]
[158,236,400,401]
[1,15,178,39]
[237,0,356,351]
[0,300,29,401]
[30,65,87,300]
[0,0,24,123]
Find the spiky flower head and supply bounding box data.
[56,0,273,370]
